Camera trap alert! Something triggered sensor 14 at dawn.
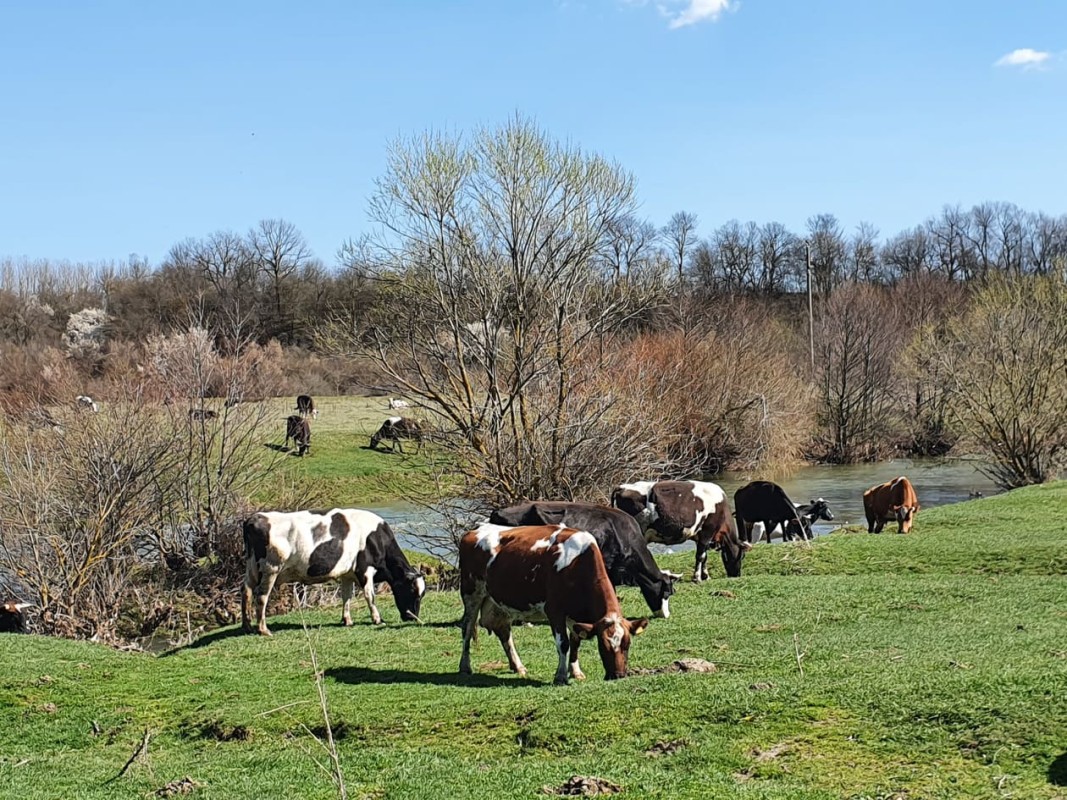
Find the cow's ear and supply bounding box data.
[572,622,597,640]
[628,617,649,636]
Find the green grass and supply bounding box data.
[2,484,1066,798]
[253,395,449,507]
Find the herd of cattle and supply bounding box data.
[235,472,920,684]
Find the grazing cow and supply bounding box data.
[285,414,311,456]
[611,480,749,581]
[75,395,98,413]
[241,508,426,635]
[189,408,218,422]
[369,416,423,454]
[458,524,649,683]
[296,394,318,419]
[735,481,807,543]
[0,601,32,633]
[747,497,835,542]
[387,398,410,410]
[864,476,920,534]
[489,501,677,618]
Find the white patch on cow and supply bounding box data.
[606,614,624,652]
[659,596,670,620]
[645,500,659,526]
[473,523,511,554]
[387,415,402,424]
[415,576,426,596]
[364,565,377,587]
[552,530,595,571]
[619,480,656,497]
[531,538,551,551]
[684,481,726,538]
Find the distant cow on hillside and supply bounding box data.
[189,408,218,421]
[285,414,311,456]
[370,417,424,454]
[296,395,318,419]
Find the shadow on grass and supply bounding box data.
[264,443,292,454]
[325,665,543,688]
[1050,752,1067,786]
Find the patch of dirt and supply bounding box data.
[194,721,250,742]
[542,775,622,795]
[629,658,717,676]
[752,742,789,761]
[309,721,351,741]
[710,589,736,599]
[155,777,202,797]
[645,738,688,757]
[754,624,783,633]
[515,709,538,725]
[749,682,776,691]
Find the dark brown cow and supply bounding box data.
[611,480,750,581]
[296,394,318,419]
[458,524,649,684]
[0,601,32,633]
[189,408,218,421]
[864,476,920,534]
[370,416,423,454]
[285,414,311,456]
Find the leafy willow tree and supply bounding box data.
[321,116,672,509]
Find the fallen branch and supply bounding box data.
[105,727,151,784]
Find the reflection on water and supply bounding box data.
[369,458,999,555]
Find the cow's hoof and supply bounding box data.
[342,618,353,627]
[554,676,570,686]
[257,628,272,637]
[571,669,586,681]
[459,665,473,675]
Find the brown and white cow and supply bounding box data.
[241,508,426,635]
[285,414,311,456]
[611,480,750,581]
[863,476,920,534]
[458,524,649,684]
[370,416,423,454]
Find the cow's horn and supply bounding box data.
[14,603,34,611]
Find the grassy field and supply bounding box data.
[1,483,1066,799]
[255,395,447,507]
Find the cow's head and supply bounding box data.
[894,505,918,534]
[391,570,427,621]
[611,488,653,530]
[573,615,649,680]
[649,571,682,619]
[808,498,834,522]
[715,527,752,578]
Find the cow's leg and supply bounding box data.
[866,512,876,533]
[567,630,586,682]
[361,573,383,625]
[253,569,280,636]
[874,518,885,534]
[241,566,256,633]
[552,622,572,684]
[693,540,709,583]
[340,578,355,626]
[395,437,404,454]
[480,600,525,676]
[458,587,486,674]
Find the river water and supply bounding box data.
[369,457,1000,555]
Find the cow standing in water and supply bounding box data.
[296,395,318,419]
[864,477,920,534]
[458,524,649,683]
[612,480,749,581]
[285,414,311,456]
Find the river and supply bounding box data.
[369,457,1000,556]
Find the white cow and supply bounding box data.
[241,508,426,635]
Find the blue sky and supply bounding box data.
[1,1,1064,265]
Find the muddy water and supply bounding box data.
[369,457,999,555]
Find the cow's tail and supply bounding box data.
[734,508,747,544]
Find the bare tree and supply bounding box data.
[249,218,314,343]
[933,275,1067,487]
[806,213,846,295]
[663,211,699,287]
[319,116,654,515]
[848,222,881,283]
[757,221,799,293]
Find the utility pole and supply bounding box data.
[805,240,815,374]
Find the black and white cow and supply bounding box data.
[285,414,311,456]
[488,501,678,618]
[369,416,423,454]
[611,480,749,581]
[296,394,318,419]
[241,508,426,635]
[0,601,32,634]
[749,498,836,542]
[734,481,806,543]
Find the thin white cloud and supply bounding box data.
[994,48,1051,69]
[658,0,733,30]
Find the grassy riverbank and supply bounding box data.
[2,483,1066,799]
